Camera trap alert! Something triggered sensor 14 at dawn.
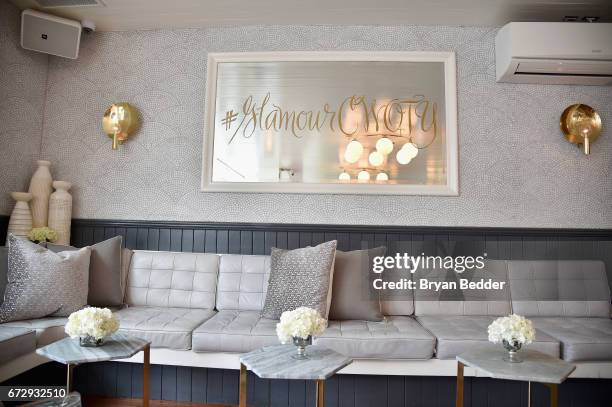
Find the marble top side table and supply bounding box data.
[37,333,151,407]
[239,344,353,407]
[455,348,576,407]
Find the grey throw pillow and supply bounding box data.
[328,247,386,321]
[262,240,337,319]
[120,247,133,302]
[47,236,124,307]
[0,235,91,322]
[0,247,7,306]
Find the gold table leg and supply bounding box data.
[528,381,531,407]
[316,380,324,407]
[543,383,558,407]
[66,364,75,393]
[239,363,247,407]
[456,362,464,407]
[143,344,150,407]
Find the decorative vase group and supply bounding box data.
[6,160,72,245]
[48,181,72,245]
[6,192,33,241]
[28,160,53,228]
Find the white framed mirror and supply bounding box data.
[202,51,458,195]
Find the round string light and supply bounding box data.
[396,147,412,165]
[376,172,389,182]
[375,137,394,155]
[344,139,364,163]
[338,171,351,182]
[368,151,384,167]
[357,170,370,182]
[403,142,419,159]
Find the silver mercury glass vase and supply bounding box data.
[79,335,105,347]
[502,339,523,363]
[292,335,313,360]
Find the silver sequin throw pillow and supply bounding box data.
[262,240,337,319]
[0,235,91,322]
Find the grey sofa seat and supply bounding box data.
[417,315,560,360]
[0,327,36,364]
[506,260,612,361]
[119,250,221,350]
[315,316,435,359]
[192,310,278,353]
[115,306,216,350]
[1,317,68,347]
[530,317,612,362]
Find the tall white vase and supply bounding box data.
[7,192,33,243]
[48,181,72,245]
[28,160,53,228]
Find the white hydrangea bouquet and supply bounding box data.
[276,307,327,359]
[65,307,120,347]
[488,314,535,363]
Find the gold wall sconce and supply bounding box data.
[560,104,602,155]
[102,102,140,150]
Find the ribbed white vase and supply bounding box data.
[7,192,33,243]
[28,160,53,228]
[48,181,72,245]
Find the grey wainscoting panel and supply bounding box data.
[66,218,612,292]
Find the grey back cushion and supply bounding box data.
[216,254,271,311]
[507,260,610,317]
[127,250,219,309]
[414,260,511,316]
[48,236,124,307]
[329,247,385,321]
[0,247,7,305]
[0,235,91,322]
[262,240,337,319]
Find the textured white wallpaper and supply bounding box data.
[13,23,612,227]
[0,0,48,215]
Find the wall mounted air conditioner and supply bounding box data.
[21,9,82,59]
[495,22,612,86]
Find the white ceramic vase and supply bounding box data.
[48,181,72,245]
[28,160,53,228]
[7,192,33,243]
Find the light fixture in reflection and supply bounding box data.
[396,148,412,165]
[368,151,384,166]
[338,171,351,182]
[375,137,394,155]
[344,139,364,163]
[396,142,418,165]
[376,172,389,182]
[357,170,370,182]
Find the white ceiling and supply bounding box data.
[9,0,612,31]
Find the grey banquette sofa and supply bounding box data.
[1,248,611,381]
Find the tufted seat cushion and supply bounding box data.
[530,317,612,362]
[314,316,435,359]
[417,315,560,360]
[115,306,215,350]
[0,327,36,364]
[2,317,68,347]
[192,310,278,353]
